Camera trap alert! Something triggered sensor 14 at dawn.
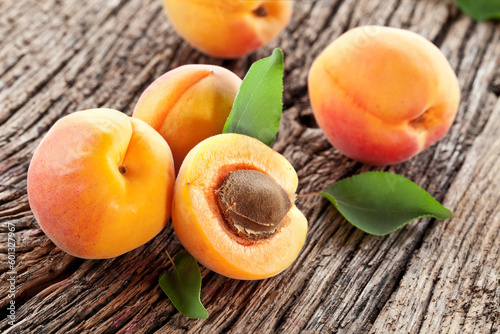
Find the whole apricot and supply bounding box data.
[308,26,460,165]
[162,0,293,58]
[27,108,175,259]
[133,64,242,173]
[172,133,308,280]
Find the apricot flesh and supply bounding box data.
[133,64,242,173]
[308,26,460,165]
[172,133,308,280]
[162,0,293,58]
[27,109,176,259]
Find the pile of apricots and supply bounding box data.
[27,1,460,281]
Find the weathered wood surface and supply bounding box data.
[1,0,499,333]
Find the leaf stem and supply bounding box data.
[165,250,177,272]
[297,192,320,199]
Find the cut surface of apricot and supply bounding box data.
[172,133,308,280]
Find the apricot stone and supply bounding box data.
[216,169,292,240]
[133,64,242,173]
[27,108,176,259]
[172,133,308,280]
[162,0,293,58]
[308,26,460,165]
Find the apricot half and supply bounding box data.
[27,108,176,259]
[308,26,460,165]
[172,133,308,280]
[133,64,242,173]
[162,0,293,58]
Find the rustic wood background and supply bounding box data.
[1,0,499,333]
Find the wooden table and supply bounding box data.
[1,0,499,333]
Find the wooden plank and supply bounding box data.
[372,100,500,334]
[0,0,499,333]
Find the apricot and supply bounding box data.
[308,26,460,165]
[133,64,242,173]
[162,0,293,58]
[172,133,308,280]
[27,108,176,259]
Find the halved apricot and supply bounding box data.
[172,133,308,280]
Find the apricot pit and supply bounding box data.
[216,169,292,240]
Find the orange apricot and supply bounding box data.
[162,0,293,58]
[133,64,242,173]
[172,133,308,280]
[308,26,460,165]
[27,108,176,259]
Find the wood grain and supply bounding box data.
[1,0,499,333]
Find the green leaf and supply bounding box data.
[223,48,284,146]
[320,172,453,236]
[159,251,208,319]
[455,0,500,21]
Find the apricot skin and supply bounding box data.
[162,0,293,58]
[27,109,176,259]
[172,133,308,280]
[308,26,460,165]
[133,65,242,173]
